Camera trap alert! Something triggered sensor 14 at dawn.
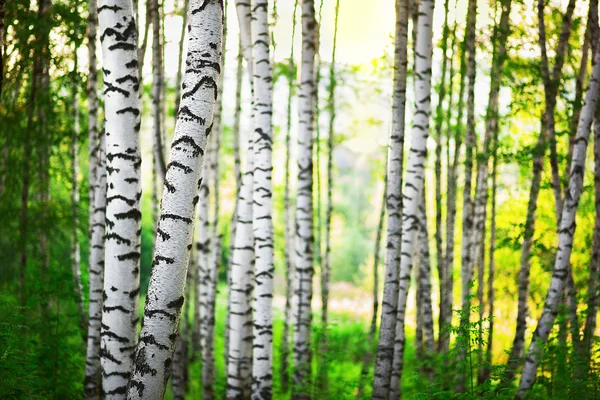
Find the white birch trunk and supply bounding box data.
[126,1,223,398]
[371,0,409,396]
[389,0,435,396]
[516,45,600,399]
[280,1,298,391]
[98,0,143,395]
[293,1,316,398]
[250,1,275,398]
[84,131,107,400]
[203,235,222,399]
[226,2,255,398]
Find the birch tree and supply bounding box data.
[389,0,435,396]
[516,37,600,400]
[280,1,298,391]
[97,0,143,394]
[127,1,223,398]
[226,1,255,397]
[250,1,275,398]
[293,0,316,397]
[151,0,167,181]
[84,131,107,400]
[371,0,409,397]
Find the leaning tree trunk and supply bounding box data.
[126,2,223,399]
[292,1,317,398]
[501,0,577,387]
[516,41,600,400]
[84,131,107,400]
[280,1,298,392]
[196,151,211,357]
[97,0,143,395]
[151,0,167,181]
[250,1,275,398]
[388,0,435,397]
[371,0,409,398]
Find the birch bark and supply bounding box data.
[371,0,409,397]
[126,1,223,398]
[84,131,107,400]
[293,1,316,397]
[250,1,275,398]
[389,0,435,396]
[97,0,143,394]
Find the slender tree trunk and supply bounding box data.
[71,55,86,335]
[84,130,106,400]
[371,0,409,397]
[317,0,337,393]
[172,251,194,400]
[225,30,244,377]
[196,163,211,356]
[478,133,498,384]
[200,2,226,388]
[388,0,435,396]
[87,0,99,242]
[584,100,600,366]
[203,236,222,400]
[152,0,167,181]
[127,2,223,398]
[434,0,451,351]
[516,41,600,400]
[584,4,600,362]
[501,0,577,387]
[357,173,386,398]
[454,0,478,392]
[226,2,254,398]
[566,22,590,173]
[280,1,298,391]
[250,1,275,398]
[174,0,189,115]
[97,0,143,394]
[137,0,151,81]
[417,194,435,367]
[441,19,465,357]
[292,1,316,398]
